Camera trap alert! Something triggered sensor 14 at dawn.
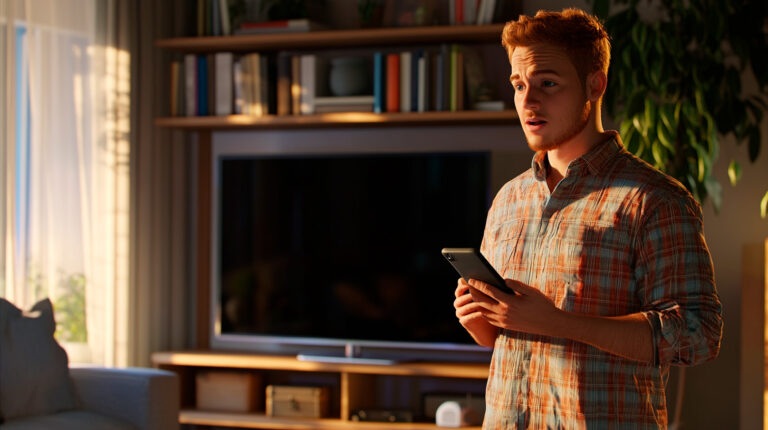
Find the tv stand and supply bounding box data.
[152,350,488,429]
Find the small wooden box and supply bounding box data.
[266,385,330,418]
[196,371,262,412]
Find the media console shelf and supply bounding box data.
[153,350,489,430]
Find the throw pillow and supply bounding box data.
[0,298,76,421]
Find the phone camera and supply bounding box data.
[446,253,455,262]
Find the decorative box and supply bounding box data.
[196,371,262,412]
[265,385,330,418]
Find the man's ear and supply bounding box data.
[586,70,607,102]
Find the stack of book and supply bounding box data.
[168,44,504,118]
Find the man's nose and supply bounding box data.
[521,87,541,111]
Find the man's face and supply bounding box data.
[509,44,591,152]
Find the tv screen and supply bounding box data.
[216,152,491,354]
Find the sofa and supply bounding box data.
[0,298,180,429]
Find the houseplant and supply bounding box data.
[592,0,768,215]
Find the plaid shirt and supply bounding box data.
[480,132,722,429]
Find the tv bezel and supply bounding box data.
[209,130,514,360]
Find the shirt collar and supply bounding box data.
[531,131,624,182]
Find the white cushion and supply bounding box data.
[0,298,76,421]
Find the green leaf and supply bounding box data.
[704,177,722,214]
[761,191,768,219]
[644,98,657,133]
[727,160,742,186]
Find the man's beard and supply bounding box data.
[527,100,592,152]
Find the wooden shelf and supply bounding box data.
[156,24,505,53]
[179,410,482,430]
[155,110,518,130]
[152,350,489,379]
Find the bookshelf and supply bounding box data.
[155,23,514,429]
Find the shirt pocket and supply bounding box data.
[555,221,634,315]
[485,220,525,278]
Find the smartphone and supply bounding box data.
[441,248,516,295]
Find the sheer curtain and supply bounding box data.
[0,0,130,365]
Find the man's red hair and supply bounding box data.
[502,8,611,85]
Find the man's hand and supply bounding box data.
[467,278,561,336]
[453,278,498,347]
[466,278,654,363]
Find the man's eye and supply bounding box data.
[543,80,556,88]
[513,83,524,91]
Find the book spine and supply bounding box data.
[170,61,179,116]
[411,50,420,112]
[450,45,457,112]
[417,54,426,113]
[276,53,291,116]
[185,55,197,116]
[212,0,221,36]
[400,51,411,113]
[219,0,230,35]
[435,48,445,112]
[456,50,464,111]
[373,52,384,114]
[197,55,208,115]
[207,54,216,115]
[300,54,316,115]
[251,53,262,116]
[215,52,233,115]
[233,59,244,114]
[386,54,400,113]
[291,55,301,115]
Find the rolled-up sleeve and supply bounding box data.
[635,194,723,367]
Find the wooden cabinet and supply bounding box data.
[153,351,489,429]
[154,24,508,429]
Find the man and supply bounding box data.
[453,8,722,429]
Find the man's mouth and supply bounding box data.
[526,118,547,126]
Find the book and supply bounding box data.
[276,53,291,116]
[235,19,326,35]
[300,55,316,115]
[219,0,231,35]
[233,59,244,114]
[185,54,197,116]
[411,50,420,113]
[473,100,505,111]
[291,55,301,115]
[314,104,374,113]
[400,51,411,113]
[386,54,400,113]
[373,52,385,114]
[315,95,375,106]
[215,52,233,116]
[197,55,208,116]
[417,54,427,113]
[449,45,457,112]
[170,61,180,116]
[212,0,221,36]
[207,54,215,115]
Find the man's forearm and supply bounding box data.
[547,310,654,363]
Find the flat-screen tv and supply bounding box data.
[212,148,493,361]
